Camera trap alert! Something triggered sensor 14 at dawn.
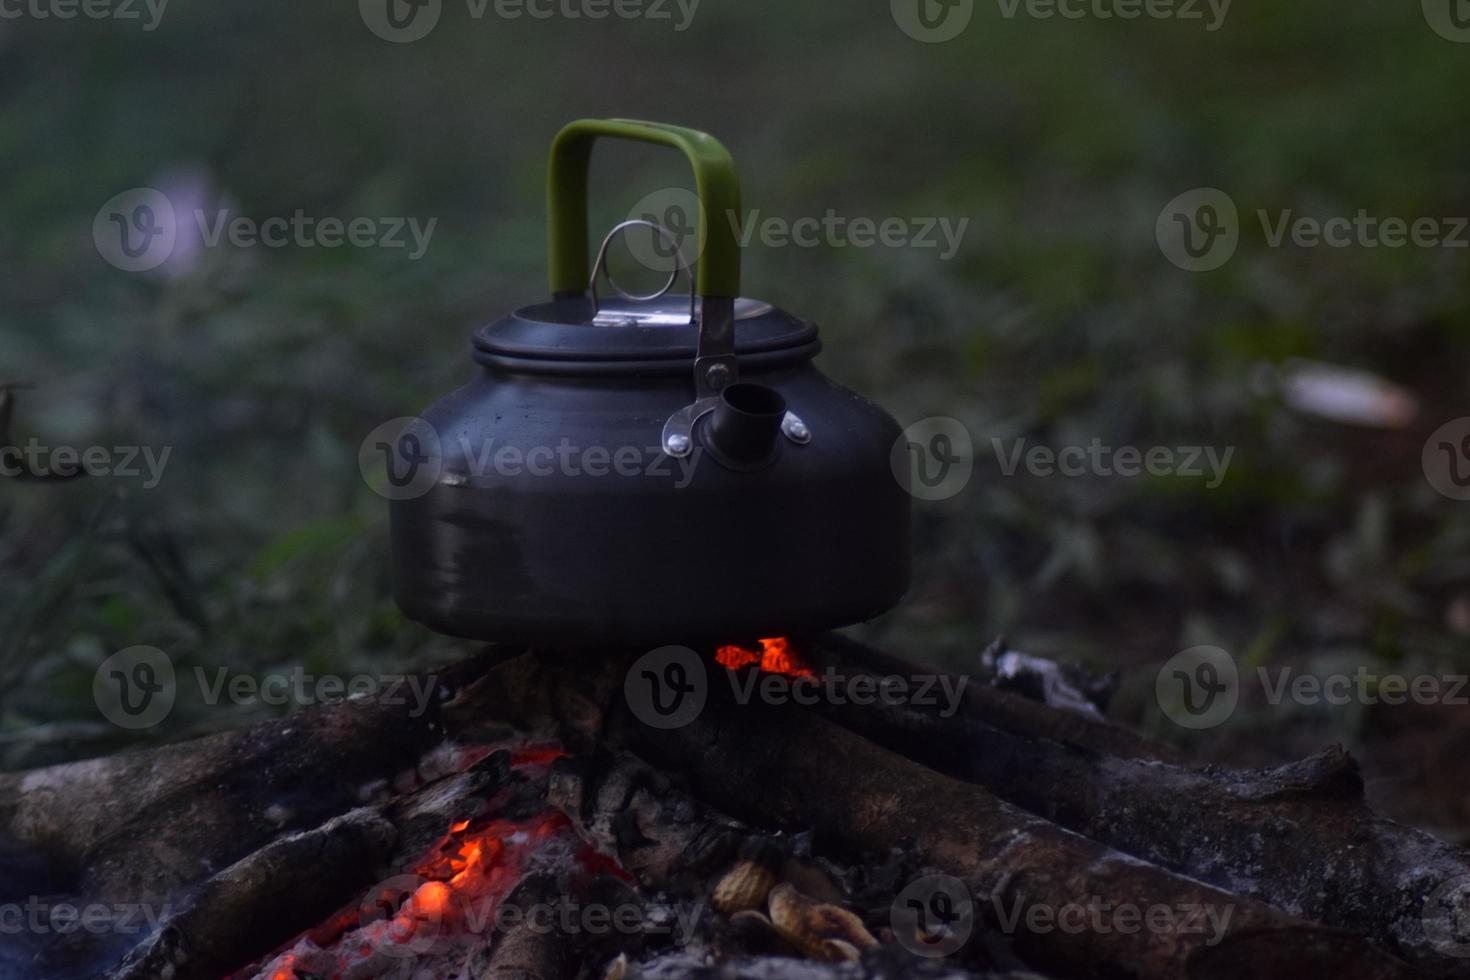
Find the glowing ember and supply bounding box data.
[715,637,814,678]
[511,744,570,767]
[239,743,617,980]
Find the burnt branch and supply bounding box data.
[801,635,1470,973]
[105,808,399,980]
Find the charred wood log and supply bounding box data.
[471,872,571,980]
[802,635,1470,974]
[102,749,527,980]
[621,944,1044,980]
[104,808,399,980]
[546,750,750,893]
[0,654,508,906]
[814,634,1176,763]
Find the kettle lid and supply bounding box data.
[471,294,820,375]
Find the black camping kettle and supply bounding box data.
[387,119,910,647]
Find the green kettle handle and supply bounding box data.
[547,118,742,301]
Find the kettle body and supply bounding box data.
[387,120,910,647]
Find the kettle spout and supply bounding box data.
[706,383,788,464]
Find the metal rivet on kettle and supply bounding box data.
[705,363,732,389]
[782,413,812,445]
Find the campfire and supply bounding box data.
[5,637,1470,980]
[231,642,880,980]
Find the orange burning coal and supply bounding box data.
[244,743,618,980]
[716,637,814,678]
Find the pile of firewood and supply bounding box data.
[1,637,1468,980]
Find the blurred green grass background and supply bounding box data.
[4,0,1470,832]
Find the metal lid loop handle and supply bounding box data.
[589,219,696,324]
